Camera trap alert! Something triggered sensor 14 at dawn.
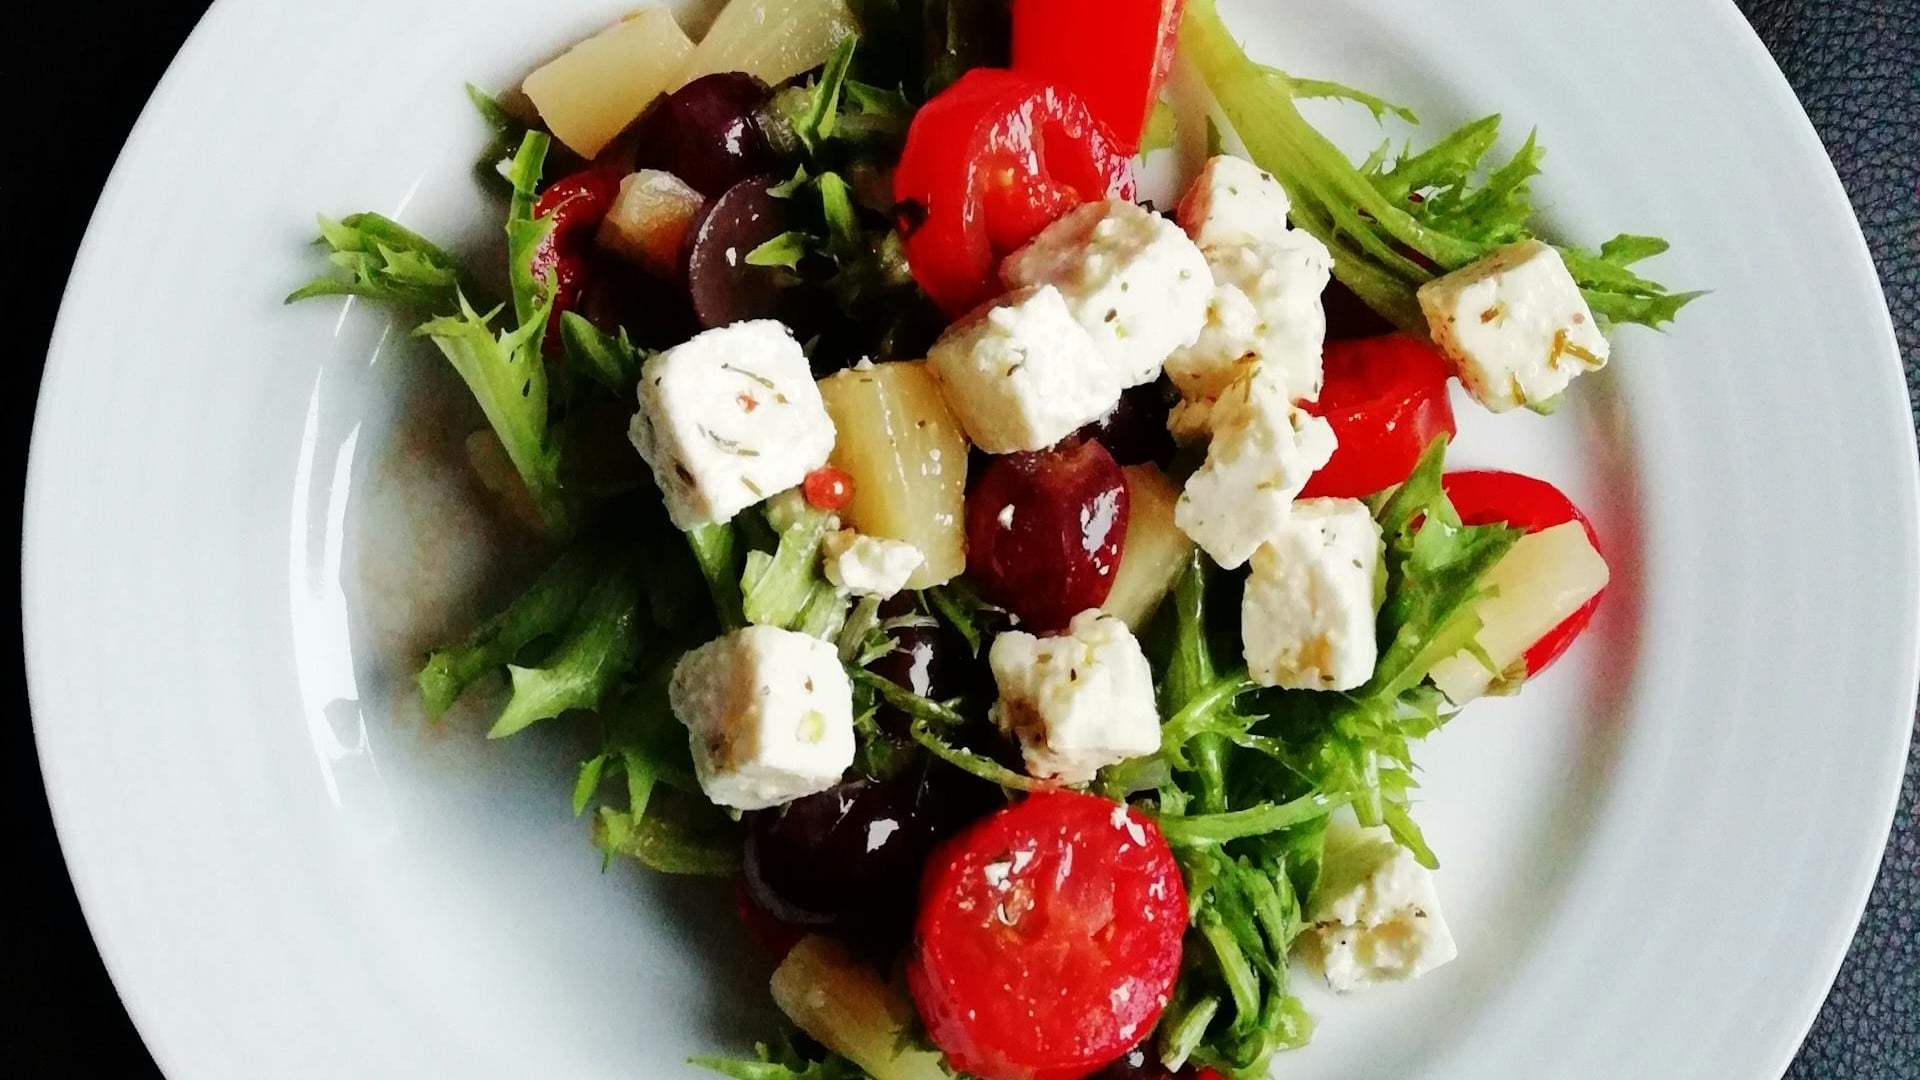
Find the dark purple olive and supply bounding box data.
[684,175,796,329]
[634,73,781,196]
[577,252,697,348]
[742,771,997,943]
[1080,382,1178,468]
[1323,278,1397,341]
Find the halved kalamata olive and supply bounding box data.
[965,438,1130,632]
[1323,278,1397,341]
[683,175,796,329]
[577,252,698,348]
[1080,382,1177,468]
[634,72,781,196]
[742,770,996,944]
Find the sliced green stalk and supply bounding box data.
[489,567,643,738]
[414,543,598,718]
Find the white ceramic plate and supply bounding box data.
[26,1,1916,1077]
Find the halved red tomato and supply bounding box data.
[1443,470,1604,674]
[1012,0,1186,153]
[1300,335,1457,499]
[910,792,1186,1080]
[894,70,1136,315]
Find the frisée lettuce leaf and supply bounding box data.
[285,212,473,312]
[1181,0,1701,334]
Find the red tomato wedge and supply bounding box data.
[1300,335,1458,499]
[910,792,1187,1080]
[1012,0,1186,153]
[531,169,620,349]
[1442,470,1604,675]
[894,70,1136,315]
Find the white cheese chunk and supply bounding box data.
[1297,822,1458,993]
[1417,239,1610,413]
[988,609,1161,784]
[669,626,855,811]
[1000,200,1211,388]
[1427,520,1609,705]
[1167,152,1290,247]
[1165,238,1332,422]
[1174,365,1337,569]
[821,530,924,600]
[629,321,836,530]
[1176,155,1298,250]
[927,285,1119,454]
[1243,498,1383,691]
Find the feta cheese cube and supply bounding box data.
[1243,498,1383,691]
[927,285,1119,454]
[1296,822,1458,993]
[1000,200,1211,388]
[1175,155,1298,250]
[1417,239,1610,413]
[821,530,924,600]
[629,321,836,530]
[1173,365,1337,569]
[1165,238,1332,419]
[669,626,855,810]
[988,610,1161,784]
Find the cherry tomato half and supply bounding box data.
[531,169,621,350]
[910,792,1187,1080]
[1442,470,1604,675]
[1300,335,1458,499]
[1012,0,1186,153]
[894,70,1136,315]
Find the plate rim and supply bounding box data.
[25,0,1919,1076]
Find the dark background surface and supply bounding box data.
[11,1,1917,1076]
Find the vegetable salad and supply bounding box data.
[290,1,1695,1077]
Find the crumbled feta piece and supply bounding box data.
[669,626,855,810]
[987,610,1161,784]
[629,321,836,530]
[1174,365,1337,569]
[1000,200,1211,388]
[1243,498,1383,691]
[927,285,1120,454]
[821,530,923,600]
[1175,155,1298,250]
[1296,823,1458,993]
[1417,239,1610,413]
[1165,238,1332,421]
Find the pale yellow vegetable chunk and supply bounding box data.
[522,8,693,159]
[771,936,950,1080]
[1101,464,1195,631]
[596,169,705,277]
[817,362,968,589]
[680,0,858,87]
[1427,521,1609,705]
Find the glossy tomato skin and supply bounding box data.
[1012,0,1185,153]
[910,792,1188,1080]
[894,70,1135,315]
[1300,335,1457,499]
[1442,470,1604,674]
[965,439,1130,632]
[531,170,621,349]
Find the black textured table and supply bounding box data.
[12,2,1917,1076]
